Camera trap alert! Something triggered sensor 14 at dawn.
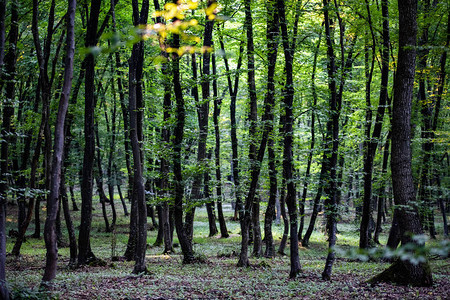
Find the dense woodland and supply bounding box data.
[0,0,448,298]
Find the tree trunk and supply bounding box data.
[370,0,433,286]
[262,0,279,259]
[264,136,277,258]
[95,126,111,233]
[321,0,341,281]
[185,2,215,242]
[41,0,76,287]
[204,152,218,237]
[61,181,77,268]
[69,186,79,211]
[278,185,288,255]
[128,0,149,274]
[240,0,261,264]
[277,0,302,278]
[78,0,102,266]
[299,26,322,241]
[171,24,195,263]
[106,69,118,231]
[211,51,228,238]
[374,132,391,244]
[239,0,282,266]
[0,1,17,297]
[219,31,243,222]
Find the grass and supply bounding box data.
[4,196,450,299]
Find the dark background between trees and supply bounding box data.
[0,0,448,297]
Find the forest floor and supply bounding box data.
[4,197,450,299]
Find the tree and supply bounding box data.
[277,0,302,278]
[369,0,433,287]
[128,0,150,274]
[78,0,102,266]
[359,0,390,249]
[41,0,76,288]
[0,0,17,297]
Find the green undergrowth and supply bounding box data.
[4,199,450,299]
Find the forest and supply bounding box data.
[0,0,448,298]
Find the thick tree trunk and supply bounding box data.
[41,0,76,287]
[371,0,433,286]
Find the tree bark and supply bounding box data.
[360,0,390,248]
[262,0,279,259]
[238,0,281,266]
[0,1,17,297]
[171,22,195,263]
[212,51,228,238]
[299,26,322,241]
[78,0,102,266]
[128,0,149,274]
[277,0,302,278]
[371,0,433,286]
[41,0,76,288]
[218,31,243,222]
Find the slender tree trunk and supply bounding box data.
[321,0,340,281]
[69,186,79,211]
[204,151,218,236]
[370,0,433,286]
[128,0,149,274]
[171,23,195,263]
[41,0,76,287]
[31,0,57,240]
[78,0,102,266]
[239,0,283,265]
[298,27,322,241]
[212,52,228,238]
[185,1,216,241]
[277,0,301,278]
[265,136,277,257]
[278,184,288,255]
[110,0,132,205]
[219,31,243,222]
[374,133,391,244]
[61,179,77,268]
[0,1,17,297]
[261,0,279,258]
[152,0,173,252]
[433,12,449,237]
[106,69,118,231]
[95,126,111,233]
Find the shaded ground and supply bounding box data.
[4,202,450,299]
